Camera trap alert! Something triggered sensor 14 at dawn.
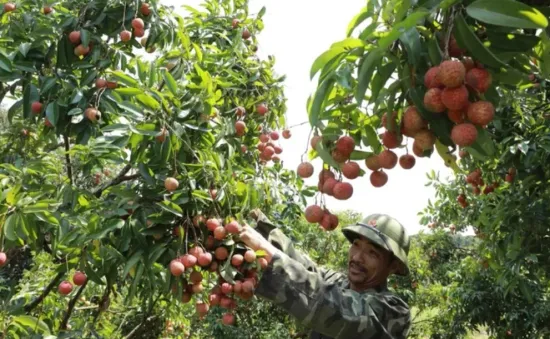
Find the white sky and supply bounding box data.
[164,0,455,235]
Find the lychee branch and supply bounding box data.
[63,135,73,185]
[24,271,64,313]
[93,164,140,198]
[60,280,88,330]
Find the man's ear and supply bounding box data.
[388,257,404,275]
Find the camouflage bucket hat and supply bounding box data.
[342,214,410,276]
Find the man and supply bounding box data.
[239,209,411,339]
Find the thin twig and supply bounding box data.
[63,135,73,185]
[60,280,88,330]
[93,164,138,197]
[24,272,64,313]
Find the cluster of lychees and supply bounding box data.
[167,217,268,326]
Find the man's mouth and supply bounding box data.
[349,262,366,274]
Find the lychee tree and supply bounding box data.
[298,0,549,221]
[0,0,306,336]
[301,0,550,336]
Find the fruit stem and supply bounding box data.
[60,280,88,330]
[63,134,73,186]
[442,8,456,60]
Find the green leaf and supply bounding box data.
[34,211,60,225]
[427,37,443,65]
[156,201,183,217]
[0,52,12,72]
[310,38,364,80]
[362,125,383,153]
[115,87,144,95]
[399,28,422,66]
[45,102,59,127]
[346,6,371,37]
[162,69,178,95]
[110,71,139,87]
[378,9,430,49]
[80,29,91,46]
[466,0,548,29]
[21,202,51,213]
[4,214,18,241]
[355,49,383,105]
[314,142,340,169]
[308,75,336,127]
[12,316,51,334]
[485,31,540,52]
[122,250,144,277]
[465,127,496,160]
[41,77,57,94]
[81,69,97,87]
[453,13,508,68]
[136,94,161,110]
[19,43,31,57]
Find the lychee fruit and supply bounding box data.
[399,154,416,169]
[462,57,475,71]
[310,135,323,150]
[222,313,235,325]
[73,271,87,286]
[331,149,349,163]
[414,130,436,150]
[441,85,469,111]
[332,182,353,200]
[58,281,73,295]
[466,68,492,93]
[370,171,388,187]
[438,60,466,88]
[164,177,179,192]
[225,221,242,234]
[215,247,229,260]
[403,106,427,136]
[424,88,446,113]
[467,101,494,126]
[335,136,355,156]
[451,123,478,147]
[297,162,314,178]
[447,109,466,124]
[424,66,442,89]
[282,129,291,139]
[321,177,338,195]
[365,155,381,171]
[381,130,402,149]
[305,205,324,223]
[31,101,43,114]
[342,162,360,179]
[0,252,6,267]
[448,35,466,58]
[235,121,246,136]
[413,140,431,157]
[378,150,398,169]
[213,226,227,240]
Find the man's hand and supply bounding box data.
[239,224,279,263]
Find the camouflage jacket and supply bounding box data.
[253,213,411,339]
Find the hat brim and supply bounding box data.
[342,225,410,276]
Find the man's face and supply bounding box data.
[347,236,395,291]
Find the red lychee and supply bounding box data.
[466,68,492,93]
[378,150,398,169]
[441,85,469,111]
[438,60,466,88]
[403,106,428,136]
[365,155,381,171]
[342,162,360,179]
[332,182,353,200]
[399,154,416,170]
[370,171,388,187]
[424,88,446,113]
[424,66,442,89]
[305,205,324,223]
[297,162,314,178]
[451,123,478,147]
[381,130,402,149]
[414,130,436,150]
[335,136,355,156]
[447,109,466,124]
[467,101,494,126]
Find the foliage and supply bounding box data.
[0,0,308,337]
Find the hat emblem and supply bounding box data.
[368,219,377,227]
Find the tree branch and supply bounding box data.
[93,164,139,198]
[63,135,73,185]
[123,316,157,339]
[60,280,88,330]
[24,271,64,313]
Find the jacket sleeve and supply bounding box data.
[253,209,342,282]
[255,252,411,339]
